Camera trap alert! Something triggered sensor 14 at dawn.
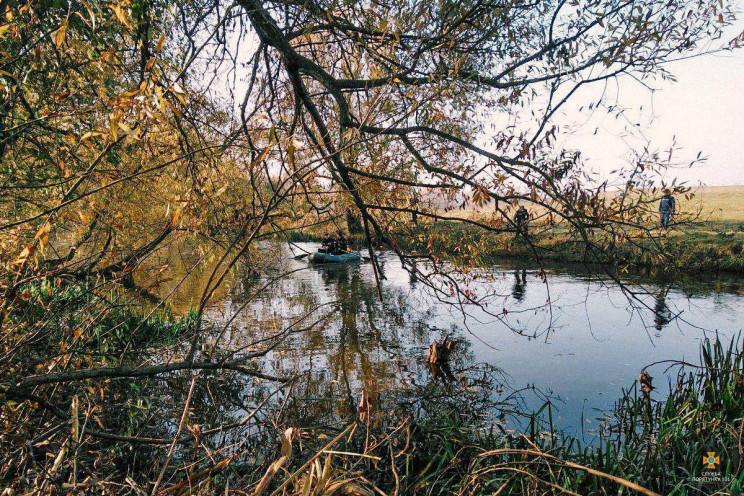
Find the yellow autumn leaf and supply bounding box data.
[34,223,51,254]
[52,18,67,48]
[251,143,275,168]
[110,3,133,29]
[0,24,11,38]
[170,82,186,104]
[120,88,141,98]
[100,48,115,62]
[169,206,183,228]
[12,244,33,266]
[109,118,118,140]
[81,131,104,141]
[155,34,166,53]
[117,121,132,134]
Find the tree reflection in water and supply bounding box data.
[653,287,673,334]
[193,257,527,460]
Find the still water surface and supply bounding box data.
[183,242,744,440]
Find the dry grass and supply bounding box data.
[448,185,744,227]
[685,185,744,225]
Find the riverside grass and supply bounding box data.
[402,219,744,273]
[4,283,743,494]
[265,334,744,496]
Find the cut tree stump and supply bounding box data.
[427,335,455,364]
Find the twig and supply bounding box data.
[9,358,285,390]
[151,375,197,495]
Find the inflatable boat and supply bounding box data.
[308,251,362,264]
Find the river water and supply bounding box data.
[158,241,744,442]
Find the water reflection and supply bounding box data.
[653,288,672,333]
[206,260,519,435]
[137,240,744,440]
[427,358,457,383]
[512,269,528,302]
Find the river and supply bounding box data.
[148,241,744,443]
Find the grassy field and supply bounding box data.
[290,186,744,273]
[404,186,744,273]
[690,185,744,222]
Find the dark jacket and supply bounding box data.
[659,195,676,213]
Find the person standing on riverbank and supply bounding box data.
[514,206,530,234]
[659,191,676,229]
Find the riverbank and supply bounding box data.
[288,219,744,275]
[426,186,744,273]
[5,281,742,495]
[414,220,744,273]
[287,186,744,274]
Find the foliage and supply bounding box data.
[0,281,199,492]
[0,0,741,493]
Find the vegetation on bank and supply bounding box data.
[413,187,744,273]
[408,220,744,273]
[3,283,742,495]
[286,218,744,275]
[233,335,744,496]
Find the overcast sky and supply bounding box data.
[223,10,743,188]
[560,28,744,187]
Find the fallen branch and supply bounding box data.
[7,358,287,390]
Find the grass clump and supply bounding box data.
[258,334,743,495]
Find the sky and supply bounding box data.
[222,8,744,188]
[561,29,744,187]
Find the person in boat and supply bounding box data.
[514,205,529,233]
[335,232,349,254]
[320,233,335,253]
[659,190,676,229]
